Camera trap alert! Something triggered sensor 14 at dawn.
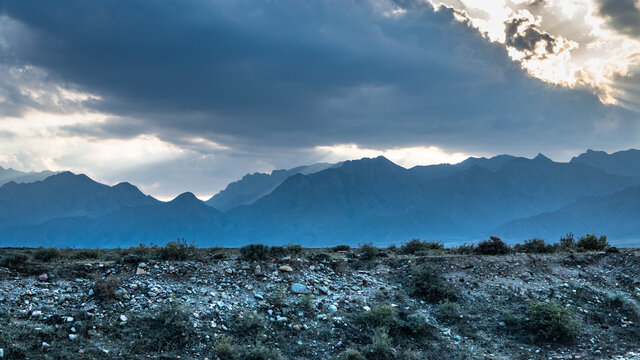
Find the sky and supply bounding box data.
[0,0,639,200]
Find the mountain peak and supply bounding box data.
[533,153,552,162]
[170,192,201,204]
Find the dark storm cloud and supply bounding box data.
[596,0,640,38]
[1,0,639,155]
[504,18,556,59]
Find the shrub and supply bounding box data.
[437,301,461,323]
[576,234,608,251]
[526,300,578,343]
[358,243,379,260]
[125,304,194,352]
[33,247,60,262]
[331,245,351,252]
[337,349,366,360]
[0,252,29,268]
[72,249,100,259]
[365,327,395,360]
[399,239,444,254]
[93,276,120,302]
[475,236,510,255]
[158,239,196,260]
[408,264,457,303]
[358,305,400,330]
[401,313,429,334]
[452,243,475,255]
[240,244,271,261]
[512,238,557,254]
[214,336,237,359]
[234,311,266,337]
[499,309,522,328]
[240,345,283,360]
[560,233,575,250]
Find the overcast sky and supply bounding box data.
[1,0,639,199]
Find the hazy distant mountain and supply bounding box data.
[0,166,58,186]
[2,151,640,247]
[496,184,640,245]
[570,149,640,177]
[206,162,340,211]
[224,154,638,245]
[0,172,158,226]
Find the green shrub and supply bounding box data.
[401,313,429,334]
[125,304,194,352]
[93,276,120,302]
[158,239,196,260]
[452,243,475,255]
[499,309,522,328]
[240,244,271,261]
[365,327,395,360]
[358,243,379,260]
[331,245,351,252]
[408,264,457,303]
[33,247,60,262]
[72,248,100,259]
[475,236,510,255]
[512,238,557,254]
[526,300,578,343]
[234,311,266,337]
[214,336,237,359]
[560,233,575,250]
[576,234,608,251]
[358,305,400,330]
[437,301,461,323]
[337,349,366,360]
[399,239,444,254]
[0,252,29,268]
[240,345,283,360]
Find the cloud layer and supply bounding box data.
[0,0,639,198]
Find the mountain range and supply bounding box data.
[1,149,640,248]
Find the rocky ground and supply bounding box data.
[0,245,640,359]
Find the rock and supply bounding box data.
[66,316,74,322]
[254,265,264,277]
[291,283,309,294]
[293,324,302,331]
[136,267,147,275]
[38,274,48,282]
[317,285,329,294]
[254,293,264,300]
[119,315,128,322]
[138,262,148,268]
[279,265,294,273]
[363,306,371,311]
[328,304,338,312]
[0,348,3,358]
[68,334,78,340]
[42,342,50,347]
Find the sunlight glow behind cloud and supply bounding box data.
[427,0,640,106]
[315,144,472,168]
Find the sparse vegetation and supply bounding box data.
[408,263,457,303]
[240,244,272,261]
[437,301,461,323]
[33,247,60,262]
[124,303,195,352]
[72,248,101,259]
[512,238,557,253]
[337,349,367,360]
[365,327,395,360]
[358,243,379,260]
[526,300,579,343]
[0,252,29,268]
[576,234,609,251]
[475,236,510,255]
[358,305,400,330]
[158,238,196,260]
[399,239,444,254]
[93,276,120,302]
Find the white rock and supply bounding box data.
[68,334,78,340]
